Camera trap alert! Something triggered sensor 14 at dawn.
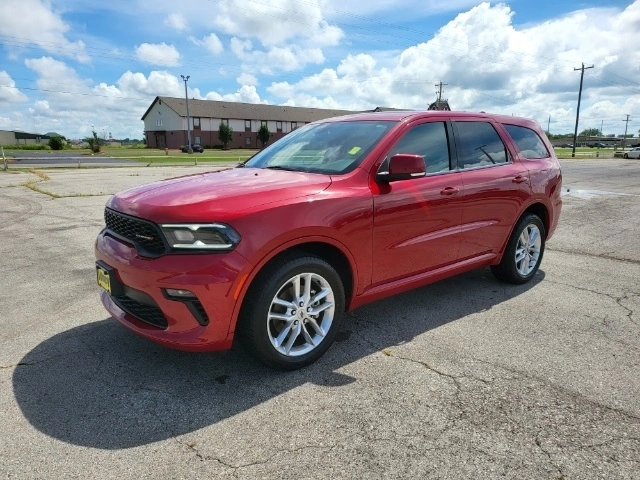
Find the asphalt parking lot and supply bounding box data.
[1,159,639,479]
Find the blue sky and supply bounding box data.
[0,0,639,140]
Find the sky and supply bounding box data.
[0,0,639,140]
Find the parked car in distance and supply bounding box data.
[558,143,573,148]
[181,144,204,153]
[624,147,640,159]
[96,111,562,369]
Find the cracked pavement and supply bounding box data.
[1,159,639,479]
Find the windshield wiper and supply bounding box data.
[263,165,299,171]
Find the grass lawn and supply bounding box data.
[553,147,617,158]
[102,147,257,162]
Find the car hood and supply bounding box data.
[107,167,332,223]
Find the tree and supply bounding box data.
[85,131,102,153]
[48,135,65,150]
[218,122,234,150]
[579,128,601,137]
[258,124,271,148]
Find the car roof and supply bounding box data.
[316,110,541,128]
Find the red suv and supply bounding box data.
[96,111,562,369]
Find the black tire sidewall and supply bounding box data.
[242,256,345,370]
[497,214,546,284]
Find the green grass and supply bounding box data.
[102,147,257,161]
[553,146,618,159]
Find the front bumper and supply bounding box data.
[95,231,250,351]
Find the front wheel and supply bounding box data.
[239,255,345,370]
[491,214,545,284]
[624,153,629,159]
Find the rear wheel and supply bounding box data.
[624,153,629,159]
[239,255,345,370]
[491,214,545,284]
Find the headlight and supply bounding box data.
[160,223,241,251]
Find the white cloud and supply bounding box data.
[0,71,28,103]
[213,0,343,47]
[0,0,89,63]
[205,85,266,104]
[135,43,181,66]
[267,1,640,132]
[237,73,258,87]
[230,37,324,73]
[188,33,224,56]
[164,12,188,31]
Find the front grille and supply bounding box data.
[113,295,168,329]
[104,208,166,256]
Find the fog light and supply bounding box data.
[165,288,196,299]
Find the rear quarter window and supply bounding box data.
[503,124,550,159]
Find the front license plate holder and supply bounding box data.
[96,261,123,296]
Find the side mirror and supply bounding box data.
[377,154,426,183]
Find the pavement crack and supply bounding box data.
[546,247,640,265]
[470,357,640,422]
[0,353,68,369]
[535,432,565,479]
[0,362,34,369]
[546,280,639,327]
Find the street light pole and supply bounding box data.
[180,75,192,153]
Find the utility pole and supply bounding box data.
[571,63,594,158]
[181,75,192,154]
[622,114,631,150]
[435,81,448,102]
[547,115,551,135]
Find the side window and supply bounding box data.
[503,124,550,159]
[388,122,450,174]
[455,122,507,169]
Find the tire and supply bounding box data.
[491,214,545,285]
[624,153,629,159]
[238,255,345,370]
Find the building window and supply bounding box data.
[245,119,251,131]
[261,120,267,127]
[276,121,282,132]
[193,117,201,129]
[245,136,251,145]
[194,136,201,145]
[221,118,229,126]
[291,122,297,130]
[155,119,163,127]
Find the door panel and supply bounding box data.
[452,120,531,260]
[372,173,463,285]
[371,121,463,285]
[458,163,530,259]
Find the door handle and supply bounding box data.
[512,175,528,184]
[440,187,460,195]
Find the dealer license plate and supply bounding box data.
[96,265,111,295]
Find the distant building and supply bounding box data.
[0,130,50,145]
[427,99,451,111]
[141,97,357,149]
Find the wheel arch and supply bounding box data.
[229,238,357,336]
[494,201,550,264]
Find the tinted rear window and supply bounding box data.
[454,122,507,169]
[503,124,550,159]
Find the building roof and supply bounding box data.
[142,96,358,122]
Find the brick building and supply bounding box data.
[141,97,357,149]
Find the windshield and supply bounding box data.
[243,120,397,174]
